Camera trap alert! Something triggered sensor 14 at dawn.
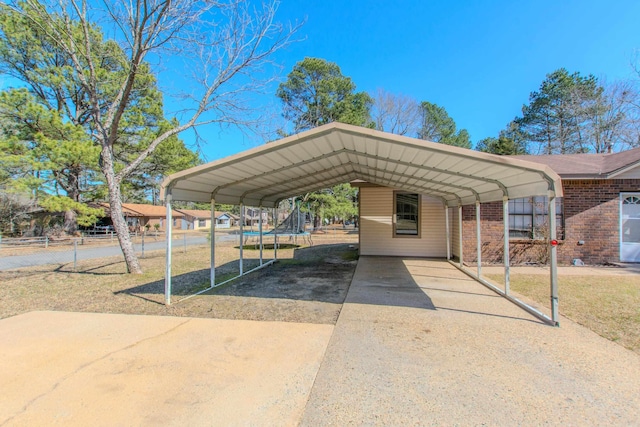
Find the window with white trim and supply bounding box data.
[509,196,564,239]
[394,192,420,237]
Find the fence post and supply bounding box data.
[183,233,187,253]
[110,231,114,242]
[73,240,78,270]
[141,232,145,258]
[81,232,84,245]
[45,235,49,248]
[0,233,2,249]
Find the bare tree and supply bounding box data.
[370,88,420,136]
[10,0,300,273]
[583,79,640,153]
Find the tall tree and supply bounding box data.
[515,68,601,154]
[370,88,420,136]
[276,57,368,228]
[0,88,100,232]
[476,121,528,155]
[276,57,372,133]
[418,101,471,148]
[0,0,299,273]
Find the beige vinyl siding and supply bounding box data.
[613,165,640,179]
[450,207,460,259]
[193,218,211,230]
[360,187,447,257]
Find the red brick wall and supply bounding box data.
[460,179,640,265]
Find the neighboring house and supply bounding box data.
[241,206,268,228]
[176,209,237,229]
[95,203,184,231]
[455,148,640,265]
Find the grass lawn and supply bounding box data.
[485,272,640,354]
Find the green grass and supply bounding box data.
[341,249,359,261]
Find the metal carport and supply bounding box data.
[160,122,563,325]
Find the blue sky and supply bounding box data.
[2,1,638,161]
[194,0,640,161]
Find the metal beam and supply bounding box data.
[210,148,512,207]
[458,205,463,268]
[549,194,559,325]
[210,198,216,288]
[239,204,244,275]
[212,148,509,200]
[449,260,556,326]
[476,200,482,278]
[503,197,510,295]
[259,206,263,266]
[351,164,480,200]
[164,193,173,305]
[260,170,456,207]
[274,206,278,260]
[445,205,451,260]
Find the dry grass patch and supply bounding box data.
[486,273,640,354]
[0,239,358,325]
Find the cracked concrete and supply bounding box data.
[0,311,332,426]
[2,258,640,425]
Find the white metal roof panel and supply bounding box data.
[161,123,562,207]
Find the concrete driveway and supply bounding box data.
[0,312,332,426]
[2,257,640,426]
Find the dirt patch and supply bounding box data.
[0,240,358,325]
[175,244,358,324]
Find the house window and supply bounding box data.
[509,196,564,239]
[394,192,420,237]
[198,219,206,227]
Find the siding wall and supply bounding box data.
[360,187,447,257]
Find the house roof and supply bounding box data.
[122,203,184,217]
[177,209,230,219]
[95,202,184,218]
[512,147,640,178]
[161,123,562,207]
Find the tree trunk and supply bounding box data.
[63,173,82,235]
[101,148,143,274]
[64,209,78,235]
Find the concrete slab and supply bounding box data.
[301,257,640,426]
[0,311,333,426]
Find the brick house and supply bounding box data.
[458,147,640,265]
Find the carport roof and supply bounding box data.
[160,123,562,207]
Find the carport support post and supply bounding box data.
[210,198,216,287]
[458,205,463,267]
[274,207,278,260]
[445,205,451,260]
[259,206,263,266]
[549,194,559,324]
[164,193,173,305]
[503,197,510,295]
[476,200,482,278]
[239,204,244,275]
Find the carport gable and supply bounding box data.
[160,122,561,207]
